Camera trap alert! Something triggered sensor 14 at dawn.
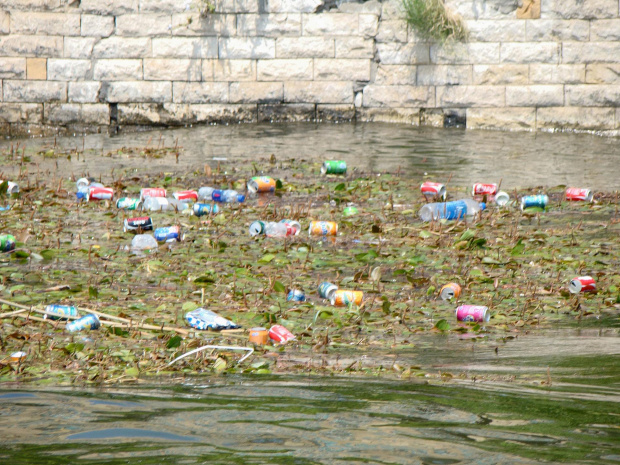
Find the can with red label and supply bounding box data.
[331,290,363,307]
[455,305,490,322]
[269,325,296,343]
[308,221,338,236]
[124,216,153,232]
[420,182,446,200]
[173,190,198,202]
[569,276,596,294]
[565,188,593,202]
[247,176,276,194]
[88,187,114,201]
[140,188,167,200]
[440,283,461,301]
[472,183,498,196]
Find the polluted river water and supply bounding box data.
[0,123,619,464]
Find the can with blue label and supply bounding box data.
[66,314,100,332]
[44,304,78,321]
[318,282,338,300]
[154,225,183,242]
[0,234,16,252]
[521,195,548,211]
[287,289,306,302]
[193,203,220,217]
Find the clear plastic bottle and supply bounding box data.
[143,197,189,212]
[265,222,294,238]
[212,189,246,203]
[419,199,486,222]
[131,234,158,251]
[198,186,215,201]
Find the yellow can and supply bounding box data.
[440,283,462,301]
[308,221,338,236]
[249,327,269,345]
[331,290,363,307]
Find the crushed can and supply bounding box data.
[343,206,358,216]
[9,351,27,363]
[569,276,596,294]
[249,327,269,345]
[124,216,153,232]
[44,304,78,321]
[88,186,114,201]
[0,234,16,252]
[185,308,239,330]
[249,221,266,236]
[565,188,593,202]
[321,160,347,175]
[269,325,296,343]
[192,203,220,217]
[494,191,510,206]
[440,283,461,301]
[279,219,301,235]
[247,176,276,193]
[116,197,141,210]
[318,282,338,300]
[472,183,498,196]
[287,289,306,302]
[173,190,198,202]
[66,314,100,332]
[331,290,363,307]
[455,305,490,322]
[140,187,167,200]
[308,221,338,236]
[521,195,548,210]
[154,226,183,242]
[0,181,19,194]
[421,182,446,200]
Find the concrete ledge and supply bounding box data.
[317,104,356,121]
[355,107,420,125]
[536,107,616,131]
[258,103,315,122]
[467,107,536,132]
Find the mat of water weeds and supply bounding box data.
[0,143,619,386]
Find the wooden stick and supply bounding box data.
[78,307,131,323]
[0,308,28,318]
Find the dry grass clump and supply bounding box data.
[402,0,468,42]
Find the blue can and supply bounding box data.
[318,282,338,300]
[66,314,100,332]
[287,289,306,302]
[521,195,548,211]
[154,226,182,242]
[193,203,220,217]
[44,304,78,321]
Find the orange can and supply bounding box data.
[440,283,461,301]
[331,290,363,307]
[247,176,276,193]
[249,327,269,345]
[308,221,338,236]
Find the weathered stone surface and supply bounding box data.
[335,37,374,58]
[4,80,65,102]
[467,107,536,131]
[64,38,97,59]
[48,59,91,81]
[102,81,172,103]
[136,0,187,13]
[506,85,564,106]
[562,42,620,64]
[144,59,202,81]
[44,103,109,125]
[116,14,172,37]
[472,64,527,84]
[317,104,356,121]
[375,20,408,43]
[585,64,620,84]
[258,103,315,122]
[0,0,59,10]
[616,108,620,129]
[565,85,620,106]
[0,58,26,79]
[68,82,101,103]
[93,59,142,80]
[303,13,359,36]
[213,59,256,81]
[276,37,335,58]
[11,12,80,36]
[117,103,183,125]
[0,103,42,123]
[257,58,312,80]
[265,0,321,13]
[338,1,382,14]
[314,58,370,81]
[500,42,559,63]
[284,81,353,103]
[525,20,589,41]
[542,0,617,20]
[356,107,420,124]
[81,15,115,38]
[418,65,473,85]
[374,65,416,85]
[444,0,519,19]
[93,38,151,58]
[436,85,505,107]
[430,43,499,64]
[465,20,525,42]
[0,11,9,34]
[529,64,585,84]
[26,58,47,80]
[536,107,615,131]
[152,37,218,58]
[359,14,379,38]
[590,20,620,41]
[173,82,229,103]
[516,0,540,18]
[202,60,214,80]
[189,104,258,123]
[217,0,261,13]
[419,109,444,127]
[171,14,237,37]
[0,35,63,57]
[237,14,302,36]
[80,0,139,15]
[377,43,430,65]
[219,37,276,59]
[363,85,434,107]
[230,82,283,103]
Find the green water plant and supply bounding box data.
[402,0,468,42]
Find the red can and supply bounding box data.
[269,325,296,343]
[140,188,167,200]
[88,187,114,201]
[565,188,593,202]
[569,276,596,294]
[455,305,490,322]
[420,182,446,200]
[173,190,198,202]
[472,183,498,196]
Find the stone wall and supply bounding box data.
[0,0,619,136]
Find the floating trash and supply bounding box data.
[249,327,268,345]
[309,221,337,236]
[116,197,141,210]
[131,234,158,251]
[455,305,490,322]
[331,290,363,307]
[185,308,239,331]
[124,217,153,232]
[420,182,446,200]
[287,289,306,302]
[440,283,461,301]
[66,314,100,332]
[565,188,593,202]
[321,160,347,175]
[318,282,338,300]
[154,226,183,242]
[44,304,78,321]
[521,195,548,211]
[569,276,596,294]
[472,183,498,196]
[0,234,16,252]
[247,176,276,193]
[269,325,296,343]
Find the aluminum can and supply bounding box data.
[249,327,269,345]
[193,203,220,217]
[88,186,114,201]
[472,183,498,196]
[308,221,338,236]
[140,188,167,200]
[76,178,90,190]
[116,197,141,210]
[249,221,266,236]
[318,282,338,300]
[44,304,78,321]
[247,176,276,193]
[279,219,301,235]
[494,191,510,206]
[343,206,358,216]
[0,234,16,252]
[269,325,296,343]
[287,289,306,302]
[173,190,198,202]
[66,314,100,332]
[10,351,27,363]
[569,276,596,294]
[440,283,461,301]
[331,290,363,307]
[521,194,548,210]
[420,182,446,200]
[321,160,347,175]
[186,308,239,330]
[1,181,20,194]
[455,305,490,323]
[154,225,182,242]
[565,187,593,202]
[124,216,153,232]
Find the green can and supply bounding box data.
[0,234,15,252]
[321,160,347,175]
[116,197,141,210]
[343,206,358,217]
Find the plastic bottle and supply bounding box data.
[131,234,158,251]
[142,197,189,212]
[264,222,294,238]
[212,189,246,203]
[419,199,486,222]
[198,187,215,201]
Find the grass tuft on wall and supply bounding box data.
[402,0,468,43]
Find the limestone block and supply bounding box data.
[0,103,42,123]
[0,35,63,57]
[565,85,620,106]
[27,58,47,80]
[541,0,617,20]
[117,103,179,125]
[237,14,302,36]
[586,64,620,84]
[335,37,374,58]
[213,59,256,81]
[356,107,420,125]
[144,59,202,81]
[430,43,499,64]
[284,81,353,103]
[444,0,518,19]
[436,85,505,107]
[45,103,109,125]
[68,82,101,103]
[0,12,9,35]
[506,85,563,106]
[338,1,382,14]
[500,42,559,63]
[375,20,408,43]
[116,14,172,37]
[48,59,91,81]
[81,15,115,38]
[265,0,322,13]
[219,37,276,59]
[303,14,359,36]
[472,64,527,84]
[363,85,434,107]
[189,104,258,123]
[152,37,218,58]
[135,0,187,13]
[525,20,589,41]
[590,20,620,41]
[465,20,525,42]
[562,42,620,63]
[217,0,261,13]
[80,0,139,15]
[3,80,66,102]
[316,104,356,121]
[64,38,97,59]
[0,0,59,10]
[257,58,312,80]
[467,107,536,131]
[314,58,370,81]
[359,14,379,38]
[258,103,315,122]
[516,0,540,19]
[418,64,473,85]
[93,38,151,58]
[536,107,615,131]
[616,108,620,129]
[202,60,214,80]
[171,14,237,37]
[0,58,26,79]
[377,43,430,65]
[373,65,416,85]
[10,12,80,36]
[229,82,283,103]
[93,59,143,80]
[102,81,172,103]
[276,37,334,58]
[173,82,229,103]
[529,64,585,84]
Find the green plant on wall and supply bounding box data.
[402,0,468,42]
[196,0,215,17]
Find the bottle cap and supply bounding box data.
[479,202,486,211]
[237,194,246,203]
